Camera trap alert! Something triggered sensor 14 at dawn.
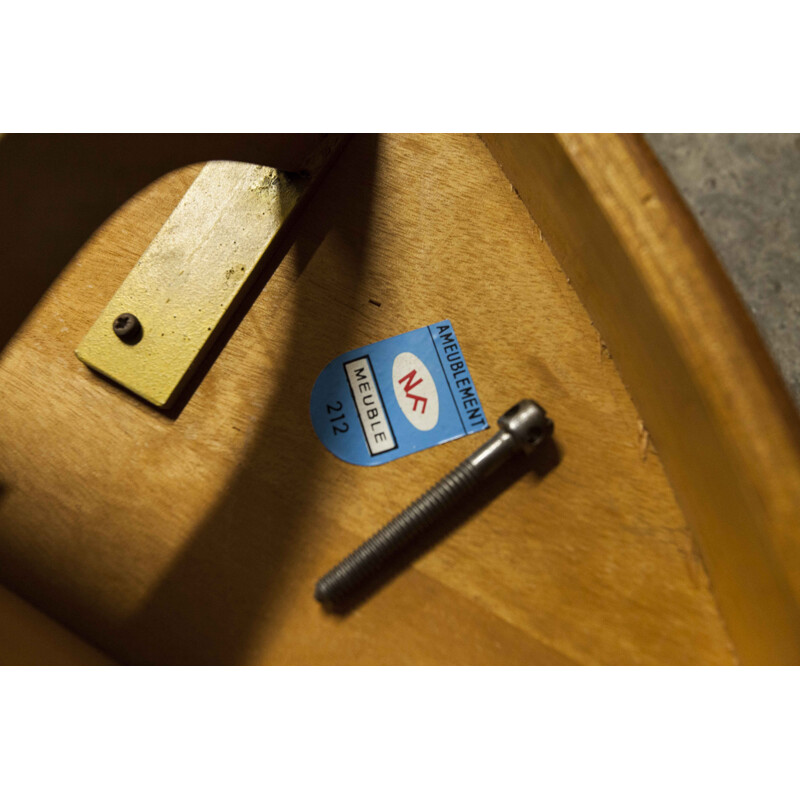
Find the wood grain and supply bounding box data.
[482,133,800,663]
[0,134,736,664]
[0,583,112,665]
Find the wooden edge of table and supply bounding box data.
[481,133,800,664]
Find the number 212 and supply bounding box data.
[326,401,349,435]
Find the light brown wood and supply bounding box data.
[0,134,738,664]
[482,133,800,664]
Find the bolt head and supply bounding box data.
[112,313,142,343]
[497,399,553,452]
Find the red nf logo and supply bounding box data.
[397,370,428,414]
[392,352,439,431]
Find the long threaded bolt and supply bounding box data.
[314,399,554,607]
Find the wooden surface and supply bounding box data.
[0,135,327,358]
[482,134,800,663]
[0,134,737,664]
[0,583,112,665]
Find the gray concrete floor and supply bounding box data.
[646,134,800,405]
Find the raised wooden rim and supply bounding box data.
[482,133,800,663]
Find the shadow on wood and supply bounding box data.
[0,134,326,357]
[114,136,379,663]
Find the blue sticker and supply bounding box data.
[310,320,489,466]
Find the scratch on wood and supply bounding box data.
[637,419,651,461]
[678,534,706,590]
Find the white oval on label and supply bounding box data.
[392,352,439,431]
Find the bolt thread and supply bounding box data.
[315,457,482,605]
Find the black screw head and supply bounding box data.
[497,399,553,452]
[112,313,142,343]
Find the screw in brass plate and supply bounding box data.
[112,313,142,344]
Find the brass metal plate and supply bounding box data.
[75,160,306,407]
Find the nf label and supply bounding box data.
[309,320,488,466]
[392,352,439,431]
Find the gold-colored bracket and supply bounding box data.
[75,137,346,407]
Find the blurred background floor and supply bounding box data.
[646,133,800,405]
